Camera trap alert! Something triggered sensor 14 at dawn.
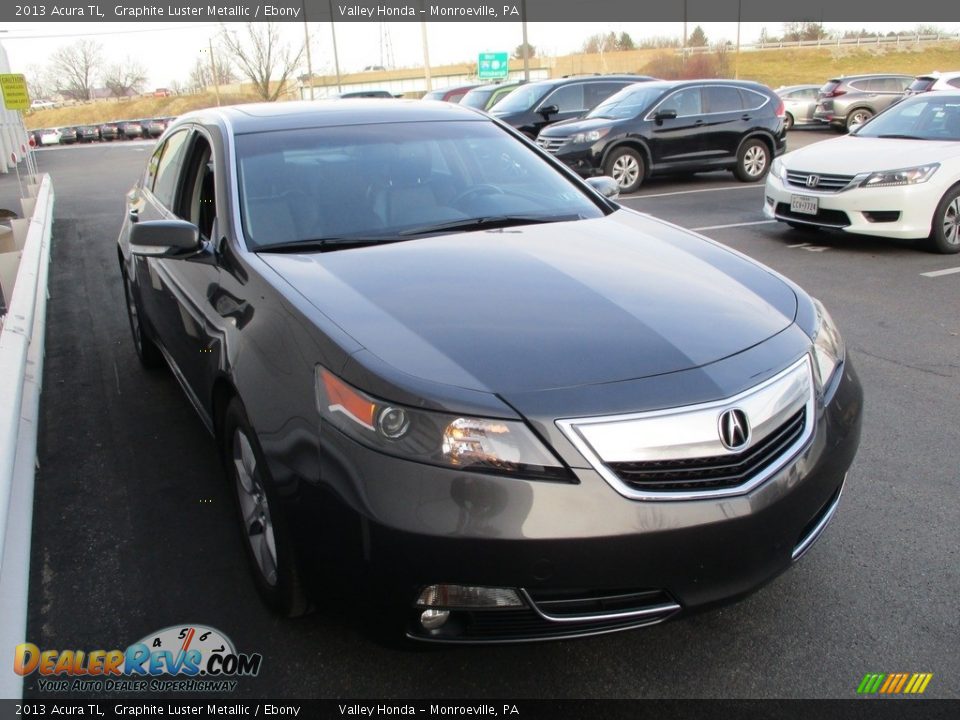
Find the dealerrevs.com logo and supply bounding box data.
[15,625,262,693]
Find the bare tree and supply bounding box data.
[219,23,304,102]
[50,39,103,101]
[187,56,237,94]
[25,64,56,101]
[103,59,148,98]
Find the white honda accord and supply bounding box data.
[764,91,960,253]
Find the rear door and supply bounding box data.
[700,86,748,161]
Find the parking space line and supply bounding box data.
[920,267,960,278]
[627,186,764,200]
[691,220,778,232]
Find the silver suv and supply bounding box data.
[813,73,912,132]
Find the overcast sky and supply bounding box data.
[3,21,959,91]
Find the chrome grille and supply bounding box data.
[608,408,806,492]
[556,356,816,501]
[536,136,569,153]
[786,170,857,192]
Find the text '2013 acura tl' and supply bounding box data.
[118,100,862,643]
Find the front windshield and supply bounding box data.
[235,120,606,249]
[588,85,664,120]
[490,84,549,113]
[854,96,960,140]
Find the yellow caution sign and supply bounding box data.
[1,74,30,111]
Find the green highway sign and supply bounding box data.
[477,52,509,80]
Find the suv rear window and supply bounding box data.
[819,80,842,95]
[908,78,936,93]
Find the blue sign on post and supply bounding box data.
[477,52,509,80]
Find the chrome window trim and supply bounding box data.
[556,355,816,502]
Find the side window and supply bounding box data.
[544,83,585,112]
[176,135,217,240]
[704,87,744,113]
[739,89,769,111]
[848,80,867,92]
[660,88,702,117]
[949,78,960,89]
[151,129,191,210]
[801,88,818,99]
[144,144,163,189]
[585,82,627,109]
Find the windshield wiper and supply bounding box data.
[873,134,928,140]
[255,236,404,254]
[398,214,583,237]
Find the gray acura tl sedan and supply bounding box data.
[118,100,862,643]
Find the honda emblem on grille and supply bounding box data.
[719,409,751,451]
[806,175,820,188]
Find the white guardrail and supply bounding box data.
[0,173,54,700]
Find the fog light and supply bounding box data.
[420,609,451,630]
[376,406,409,439]
[415,584,525,609]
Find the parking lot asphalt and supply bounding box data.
[13,133,960,699]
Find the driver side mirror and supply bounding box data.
[586,176,620,200]
[130,219,201,259]
[537,104,559,117]
[654,109,678,123]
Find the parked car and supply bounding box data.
[421,84,479,103]
[76,125,101,143]
[776,84,821,130]
[59,127,78,144]
[99,122,120,141]
[117,100,861,642]
[39,128,61,146]
[764,91,960,253]
[490,74,653,138]
[118,121,144,139]
[460,81,526,111]
[145,118,170,137]
[813,73,913,132]
[905,71,960,96]
[337,90,396,99]
[537,80,787,193]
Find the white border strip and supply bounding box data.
[0,173,54,700]
[920,266,960,278]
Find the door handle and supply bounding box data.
[742,114,752,121]
[694,119,705,125]
[129,208,139,223]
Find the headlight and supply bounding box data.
[571,127,610,144]
[315,367,569,481]
[810,299,845,390]
[859,163,939,188]
[771,156,786,182]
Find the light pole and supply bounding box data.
[328,0,342,93]
[302,0,314,100]
[521,0,529,82]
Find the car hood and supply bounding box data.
[261,211,797,395]
[782,136,960,173]
[540,117,616,136]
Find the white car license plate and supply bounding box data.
[790,194,819,216]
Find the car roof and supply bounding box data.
[776,84,820,91]
[828,73,913,82]
[177,99,486,134]
[525,74,652,90]
[468,81,524,92]
[620,78,771,92]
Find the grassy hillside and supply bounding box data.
[734,42,960,87]
[25,92,259,129]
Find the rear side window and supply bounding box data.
[584,82,629,108]
[908,78,936,93]
[739,89,770,111]
[848,80,869,92]
[703,87,744,113]
[949,78,960,89]
[150,129,191,210]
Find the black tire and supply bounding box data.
[221,397,312,617]
[784,112,795,131]
[604,146,644,194]
[846,108,873,131]
[927,186,960,254]
[121,267,164,369]
[734,138,771,182]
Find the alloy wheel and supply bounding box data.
[743,145,767,177]
[612,155,640,189]
[943,197,960,247]
[233,428,279,587]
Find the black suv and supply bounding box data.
[536,79,786,193]
[489,74,653,138]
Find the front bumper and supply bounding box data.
[301,354,863,643]
[764,172,941,240]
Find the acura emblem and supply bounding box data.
[805,174,820,188]
[718,409,751,451]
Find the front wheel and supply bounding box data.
[604,147,644,194]
[734,139,771,182]
[927,187,960,254]
[222,398,311,617]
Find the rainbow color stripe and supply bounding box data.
[857,673,933,695]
